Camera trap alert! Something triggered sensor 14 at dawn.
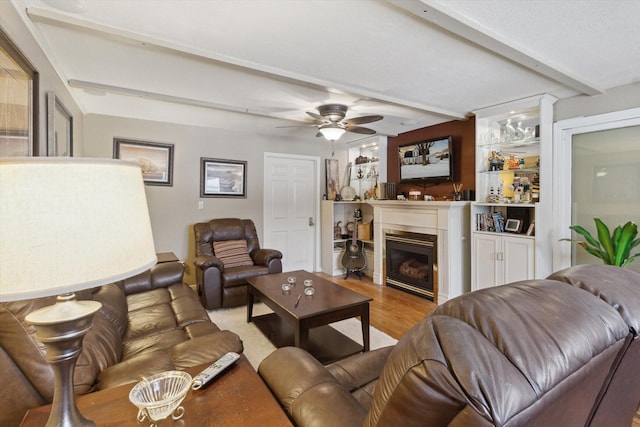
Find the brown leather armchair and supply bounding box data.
[194,218,283,309]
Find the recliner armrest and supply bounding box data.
[251,248,283,266]
[194,254,224,271]
[259,347,367,427]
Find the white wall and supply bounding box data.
[83,114,347,284]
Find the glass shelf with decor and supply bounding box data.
[471,94,557,291]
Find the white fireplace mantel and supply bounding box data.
[366,200,471,305]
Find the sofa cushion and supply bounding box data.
[96,350,175,391]
[214,239,254,268]
[126,287,171,312]
[169,330,244,369]
[75,310,122,394]
[93,283,128,337]
[122,329,187,360]
[125,303,177,341]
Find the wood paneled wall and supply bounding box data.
[387,117,476,200]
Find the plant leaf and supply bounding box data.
[594,218,615,264]
[569,225,601,249]
[622,252,640,268]
[614,222,638,266]
[583,245,604,261]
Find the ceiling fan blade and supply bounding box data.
[345,115,383,125]
[346,125,376,135]
[306,111,323,120]
[276,124,318,128]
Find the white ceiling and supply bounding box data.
[11,0,640,144]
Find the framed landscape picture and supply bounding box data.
[113,138,174,186]
[200,157,247,198]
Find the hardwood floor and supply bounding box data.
[317,272,436,339]
[320,273,640,427]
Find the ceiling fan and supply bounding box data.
[281,104,383,141]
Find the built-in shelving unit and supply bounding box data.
[471,94,557,290]
[320,201,374,277]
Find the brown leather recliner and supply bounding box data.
[259,265,640,427]
[194,218,283,309]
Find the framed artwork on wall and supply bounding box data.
[0,28,39,156]
[200,157,247,198]
[113,138,174,186]
[325,158,340,200]
[46,91,73,157]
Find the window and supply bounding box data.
[0,27,38,156]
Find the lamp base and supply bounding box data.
[26,293,101,427]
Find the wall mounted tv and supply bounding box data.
[398,136,454,183]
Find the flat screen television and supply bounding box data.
[398,136,454,183]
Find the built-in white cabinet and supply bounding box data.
[472,232,534,290]
[320,201,374,277]
[471,94,556,290]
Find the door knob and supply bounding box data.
[309,217,315,226]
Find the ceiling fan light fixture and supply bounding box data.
[319,125,346,141]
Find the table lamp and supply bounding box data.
[0,158,157,427]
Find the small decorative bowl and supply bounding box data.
[304,287,315,296]
[303,279,313,287]
[129,371,192,426]
[287,276,297,286]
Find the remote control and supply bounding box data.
[191,352,240,390]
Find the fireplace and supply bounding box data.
[385,230,437,301]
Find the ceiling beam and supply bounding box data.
[388,0,604,96]
[27,6,467,120]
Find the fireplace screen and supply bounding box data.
[385,231,437,300]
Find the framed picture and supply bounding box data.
[525,222,535,236]
[505,218,523,233]
[200,157,247,198]
[113,138,174,186]
[325,159,340,200]
[46,91,73,157]
[0,28,39,157]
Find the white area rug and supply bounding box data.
[208,303,397,369]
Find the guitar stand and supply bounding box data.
[344,269,364,280]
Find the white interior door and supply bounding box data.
[264,153,320,272]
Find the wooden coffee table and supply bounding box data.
[20,355,292,427]
[247,270,372,364]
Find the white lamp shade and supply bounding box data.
[319,126,346,141]
[0,158,157,301]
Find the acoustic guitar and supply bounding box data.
[341,209,366,278]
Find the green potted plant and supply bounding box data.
[561,218,640,267]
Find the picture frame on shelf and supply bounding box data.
[46,92,73,157]
[525,222,535,236]
[200,157,247,198]
[505,218,523,233]
[113,138,174,186]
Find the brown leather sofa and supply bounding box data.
[194,218,283,309]
[259,265,640,427]
[0,262,243,426]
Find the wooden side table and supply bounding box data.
[156,251,179,263]
[21,356,292,427]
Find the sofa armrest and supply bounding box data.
[251,248,283,266]
[258,347,367,427]
[123,262,185,295]
[194,254,224,271]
